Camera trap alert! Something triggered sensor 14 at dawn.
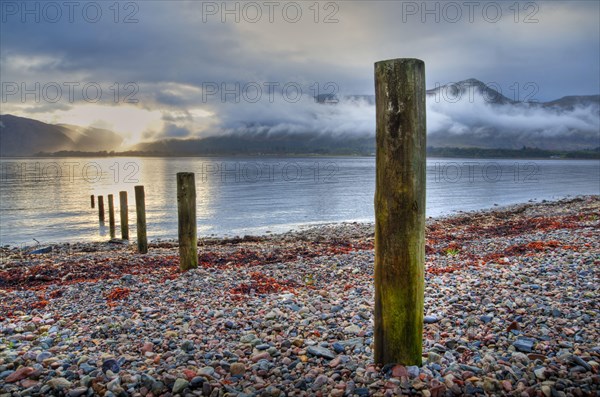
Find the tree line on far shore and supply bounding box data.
[32,146,600,159]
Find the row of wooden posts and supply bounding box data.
[90,175,196,267]
[88,58,425,367]
[91,186,148,252]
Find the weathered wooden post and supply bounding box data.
[119,191,129,240]
[98,195,105,222]
[374,58,426,366]
[134,185,148,253]
[177,172,198,271]
[91,195,95,208]
[108,194,116,239]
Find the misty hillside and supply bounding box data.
[59,124,123,152]
[139,79,599,153]
[426,78,516,105]
[0,115,123,157]
[333,80,599,108]
[424,79,599,150]
[1,79,598,156]
[0,115,75,157]
[134,133,375,156]
[543,95,600,110]
[317,79,517,106]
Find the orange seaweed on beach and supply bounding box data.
[0,254,179,291]
[105,287,130,306]
[504,240,562,256]
[30,299,48,309]
[230,271,298,295]
[428,266,461,275]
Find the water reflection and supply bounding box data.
[0,157,598,246]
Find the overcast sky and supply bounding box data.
[1,0,599,144]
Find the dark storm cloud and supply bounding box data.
[161,123,192,138]
[0,0,598,144]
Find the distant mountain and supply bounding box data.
[316,79,516,106]
[542,95,600,110]
[339,79,599,109]
[426,78,516,105]
[424,79,599,150]
[427,79,600,109]
[0,115,75,157]
[0,114,123,156]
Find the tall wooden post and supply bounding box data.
[91,195,95,208]
[177,173,198,271]
[374,58,426,366]
[119,191,129,240]
[108,194,116,239]
[134,186,148,253]
[98,195,105,222]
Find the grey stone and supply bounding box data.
[48,377,72,390]
[407,366,420,378]
[570,355,592,371]
[332,342,345,353]
[181,340,195,352]
[198,366,215,378]
[307,346,336,360]
[190,376,204,388]
[312,374,328,390]
[172,378,189,394]
[513,338,535,353]
[68,387,88,397]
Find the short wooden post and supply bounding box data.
[177,172,198,271]
[119,191,129,240]
[98,195,105,222]
[374,58,426,366]
[134,185,148,253]
[108,194,116,239]
[91,195,95,208]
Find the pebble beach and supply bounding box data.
[0,196,598,397]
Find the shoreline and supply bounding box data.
[0,196,598,396]
[2,195,597,251]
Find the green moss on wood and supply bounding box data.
[374,58,426,366]
[177,172,198,271]
[134,185,148,254]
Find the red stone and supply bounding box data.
[182,369,196,381]
[251,352,271,362]
[391,365,408,378]
[5,367,34,383]
[507,321,521,332]
[430,384,446,397]
[527,353,547,361]
[329,357,342,368]
[384,381,397,389]
[141,342,153,353]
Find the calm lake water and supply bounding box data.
[0,157,598,246]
